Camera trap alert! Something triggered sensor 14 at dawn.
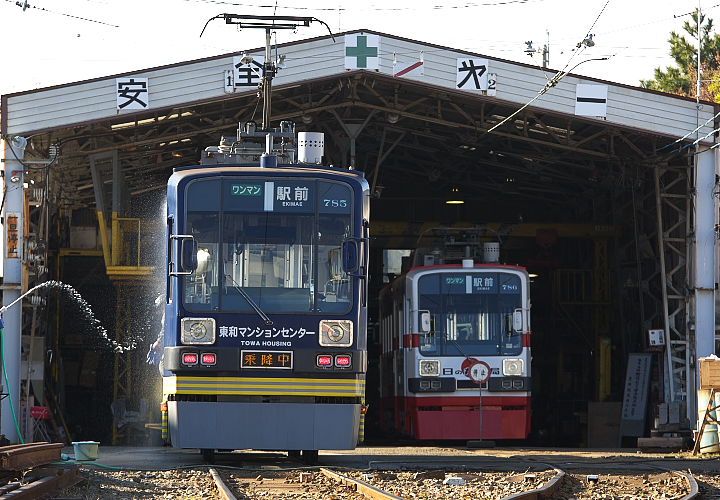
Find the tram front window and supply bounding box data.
[220,212,314,313]
[182,213,352,314]
[417,272,523,356]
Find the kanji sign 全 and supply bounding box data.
[232,56,265,88]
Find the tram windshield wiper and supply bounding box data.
[223,273,273,326]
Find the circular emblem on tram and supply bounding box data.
[461,358,491,384]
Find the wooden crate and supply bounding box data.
[700,357,720,389]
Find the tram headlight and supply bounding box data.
[181,318,216,345]
[503,358,524,376]
[419,359,440,377]
[319,320,353,347]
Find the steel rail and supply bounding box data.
[209,468,237,500]
[672,470,699,500]
[320,468,406,500]
[501,468,566,500]
[0,443,62,471]
[0,466,81,499]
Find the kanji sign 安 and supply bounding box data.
[116,78,149,110]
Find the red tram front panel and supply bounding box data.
[379,264,531,440]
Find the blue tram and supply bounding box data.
[160,121,370,461]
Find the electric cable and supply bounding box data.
[656,106,720,153]
[2,137,59,171]
[0,321,25,444]
[178,0,548,10]
[1,0,118,27]
[486,0,612,133]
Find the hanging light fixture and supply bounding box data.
[445,187,464,204]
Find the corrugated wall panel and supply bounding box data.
[4,31,715,142]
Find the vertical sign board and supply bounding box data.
[619,353,652,439]
[6,213,19,259]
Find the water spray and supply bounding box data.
[0,280,137,353]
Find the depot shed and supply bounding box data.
[1,29,718,446]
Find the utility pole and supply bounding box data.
[1,136,26,444]
[524,31,550,69]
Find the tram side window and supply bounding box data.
[184,213,220,310]
[317,214,352,312]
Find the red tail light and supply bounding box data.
[182,353,198,365]
[317,355,333,367]
[335,355,352,367]
[201,353,217,366]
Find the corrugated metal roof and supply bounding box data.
[2,29,716,142]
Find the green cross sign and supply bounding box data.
[346,35,378,69]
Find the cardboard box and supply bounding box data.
[700,357,720,389]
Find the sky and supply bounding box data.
[0,0,708,96]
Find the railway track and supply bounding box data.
[209,465,701,500]
[0,442,81,499]
[56,451,705,499]
[210,466,568,499]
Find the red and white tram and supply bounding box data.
[378,247,531,440]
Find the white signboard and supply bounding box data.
[116,78,149,110]
[232,56,265,88]
[345,33,380,70]
[456,58,489,91]
[393,52,424,78]
[487,73,497,96]
[575,83,608,117]
[619,353,652,438]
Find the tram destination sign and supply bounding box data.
[222,180,350,214]
[241,350,293,369]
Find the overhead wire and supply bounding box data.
[2,0,119,27]
[176,0,549,11]
[487,0,612,134]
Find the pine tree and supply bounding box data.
[640,10,720,102]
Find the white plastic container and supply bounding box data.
[72,441,99,461]
[298,132,324,164]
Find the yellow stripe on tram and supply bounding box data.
[175,383,365,389]
[174,376,364,384]
[169,389,362,396]
[164,376,365,396]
